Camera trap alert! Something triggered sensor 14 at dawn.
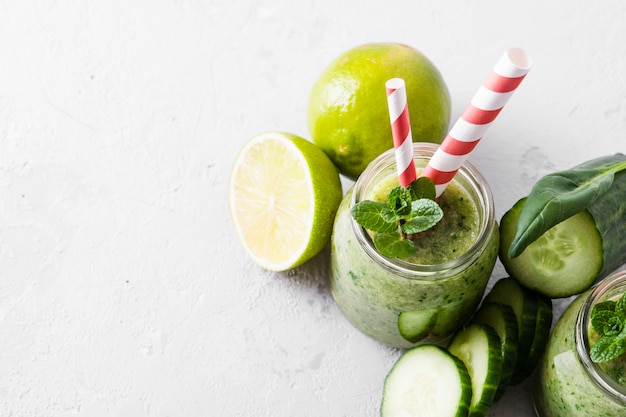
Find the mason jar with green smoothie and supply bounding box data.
[533,269,626,417]
[329,142,499,348]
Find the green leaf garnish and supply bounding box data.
[590,330,626,363]
[401,199,444,235]
[590,292,626,363]
[387,186,413,217]
[592,311,616,337]
[409,176,437,201]
[617,293,626,317]
[508,153,626,258]
[351,177,443,259]
[351,200,398,233]
[593,300,617,314]
[374,233,415,258]
[603,317,624,336]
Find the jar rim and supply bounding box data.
[576,269,626,404]
[350,142,496,280]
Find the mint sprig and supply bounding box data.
[590,292,626,363]
[351,177,443,259]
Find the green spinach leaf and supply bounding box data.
[508,153,626,258]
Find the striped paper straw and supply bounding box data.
[421,48,533,197]
[386,78,416,187]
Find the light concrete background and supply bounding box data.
[1,1,625,416]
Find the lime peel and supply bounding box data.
[307,42,451,179]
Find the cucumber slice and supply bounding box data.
[499,197,603,298]
[448,323,503,417]
[398,309,438,343]
[483,277,538,384]
[381,345,472,417]
[471,302,519,400]
[517,293,553,381]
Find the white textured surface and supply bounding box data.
[1,1,625,416]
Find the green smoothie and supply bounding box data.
[533,272,626,417]
[329,143,499,348]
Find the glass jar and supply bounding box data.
[329,142,499,348]
[533,270,626,417]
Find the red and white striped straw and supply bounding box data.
[386,78,416,187]
[421,48,533,197]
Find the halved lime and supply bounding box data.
[229,132,343,271]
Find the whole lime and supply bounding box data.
[308,43,451,179]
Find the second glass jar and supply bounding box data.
[533,269,626,417]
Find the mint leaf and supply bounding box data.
[617,293,626,318]
[409,177,436,201]
[401,199,444,234]
[604,316,624,336]
[593,300,617,315]
[381,207,403,224]
[351,201,398,233]
[592,310,616,336]
[387,186,413,216]
[350,177,444,260]
[590,297,626,362]
[374,232,415,258]
[590,329,626,362]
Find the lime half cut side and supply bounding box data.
[229,132,342,271]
